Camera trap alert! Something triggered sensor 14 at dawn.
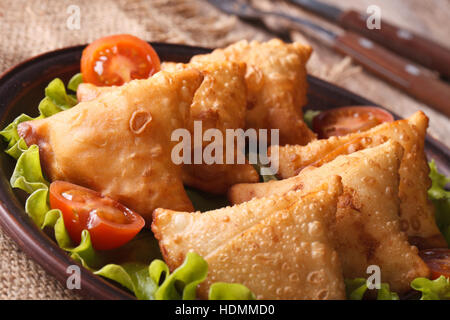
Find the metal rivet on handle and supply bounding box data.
[359,38,374,49]
[405,64,420,76]
[397,29,413,40]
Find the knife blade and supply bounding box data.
[287,0,341,22]
[288,0,450,79]
[207,0,336,41]
[207,0,450,117]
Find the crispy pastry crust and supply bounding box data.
[230,141,431,293]
[162,60,259,193]
[77,61,260,194]
[269,111,446,249]
[192,39,316,145]
[152,177,346,299]
[18,69,204,224]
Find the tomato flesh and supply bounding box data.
[81,34,161,86]
[49,181,145,250]
[312,106,394,139]
[419,248,450,279]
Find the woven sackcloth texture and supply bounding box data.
[0,0,449,300]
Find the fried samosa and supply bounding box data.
[161,61,259,193]
[270,111,445,249]
[230,141,430,293]
[18,69,204,223]
[191,39,316,146]
[77,61,260,194]
[152,177,346,299]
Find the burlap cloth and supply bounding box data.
[0,0,449,300]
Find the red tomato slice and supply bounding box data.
[81,34,161,86]
[49,181,145,250]
[312,106,394,139]
[419,248,450,279]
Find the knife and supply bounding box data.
[207,0,450,117]
[288,0,450,79]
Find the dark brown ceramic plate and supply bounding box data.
[0,43,448,300]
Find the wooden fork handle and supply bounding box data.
[334,31,450,117]
[339,10,450,79]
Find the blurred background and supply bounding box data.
[0,0,449,299]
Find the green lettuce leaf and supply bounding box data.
[152,252,208,300]
[253,162,278,182]
[303,109,320,129]
[37,77,79,117]
[25,188,54,227]
[9,142,163,299]
[149,259,170,286]
[186,188,229,212]
[45,78,77,110]
[67,73,83,92]
[345,278,399,300]
[11,145,48,193]
[429,160,450,199]
[150,253,255,300]
[209,283,256,300]
[345,278,368,300]
[377,283,399,300]
[96,263,156,300]
[428,160,450,246]
[249,151,278,183]
[38,97,63,118]
[411,276,450,300]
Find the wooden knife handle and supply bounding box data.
[339,10,450,79]
[334,32,450,117]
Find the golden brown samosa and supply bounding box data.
[152,177,346,299]
[18,69,204,224]
[76,82,116,102]
[161,61,259,194]
[270,111,445,249]
[77,61,260,194]
[230,141,430,293]
[191,39,316,146]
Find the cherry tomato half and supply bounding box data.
[49,181,145,250]
[419,248,450,279]
[312,106,394,139]
[81,34,161,86]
